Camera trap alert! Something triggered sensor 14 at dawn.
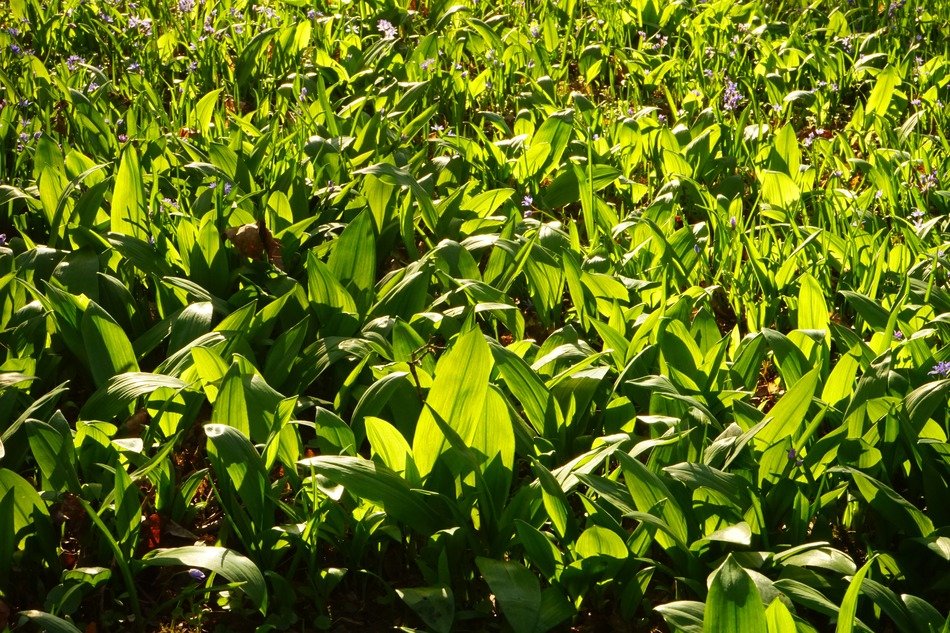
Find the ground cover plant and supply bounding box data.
[1,0,949,630]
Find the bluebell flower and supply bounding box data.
[722,77,744,111]
[188,568,207,581]
[377,19,397,40]
[928,361,950,378]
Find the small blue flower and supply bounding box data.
[223,182,233,195]
[521,194,533,208]
[377,19,397,40]
[188,568,206,581]
[929,361,950,379]
[0,233,7,246]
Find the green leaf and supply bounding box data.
[194,89,222,136]
[397,586,454,633]
[617,452,689,550]
[836,555,877,633]
[16,611,83,633]
[759,170,800,211]
[797,273,828,335]
[704,554,767,633]
[327,209,376,312]
[575,525,628,559]
[754,367,819,448]
[0,468,50,537]
[110,145,145,240]
[764,598,797,633]
[204,423,274,559]
[848,469,934,536]
[82,372,188,420]
[298,455,449,534]
[366,416,414,477]
[81,301,140,387]
[476,557,541,633]
[142,546,268,613]
[27,418,82,494]
[412,328,495,477]
[866,65,900,117]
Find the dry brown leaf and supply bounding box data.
[223,222,284,270]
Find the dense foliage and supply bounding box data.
[1,0,949,630]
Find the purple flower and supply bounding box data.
[893,330,904,341]
[299,86,308,101]
[722,77,744,111]
[729,216,736,229]
[377,19,397,40]
[188,568,207,581]
[127,62,141,72]
[128,16,153,36]
[0,234,7,246]
[118,133,128,142]
[223,182,233,195]
[530,23,541,39]
[521,194,533,208]
[420,58,435,71]
[178,0,194,13]
[10,44,22,55]
[918,169,938,192]
[307,9,318,19]
[787,448,797,461]
[929,361,950,378]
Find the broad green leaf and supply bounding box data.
[575,525,627,559]
[754,367,820,447]
[412,328,494,477]
[397,586,454,633]
[81,372,187,420]
[110,145,145,239]
[797,273,828,335]
[0,468,50,537]
[16,611,82,633]
[848,469,934,536]
[704,555,767,633]
[476,557,541,633]
[194,88,222,135]
[81,301,140,387]
[866,65,899,117]
[142,546,267,613]
[764,598,797,633]
[617,452,689,550]
[327,209,376,311]
[298,455,449,534]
